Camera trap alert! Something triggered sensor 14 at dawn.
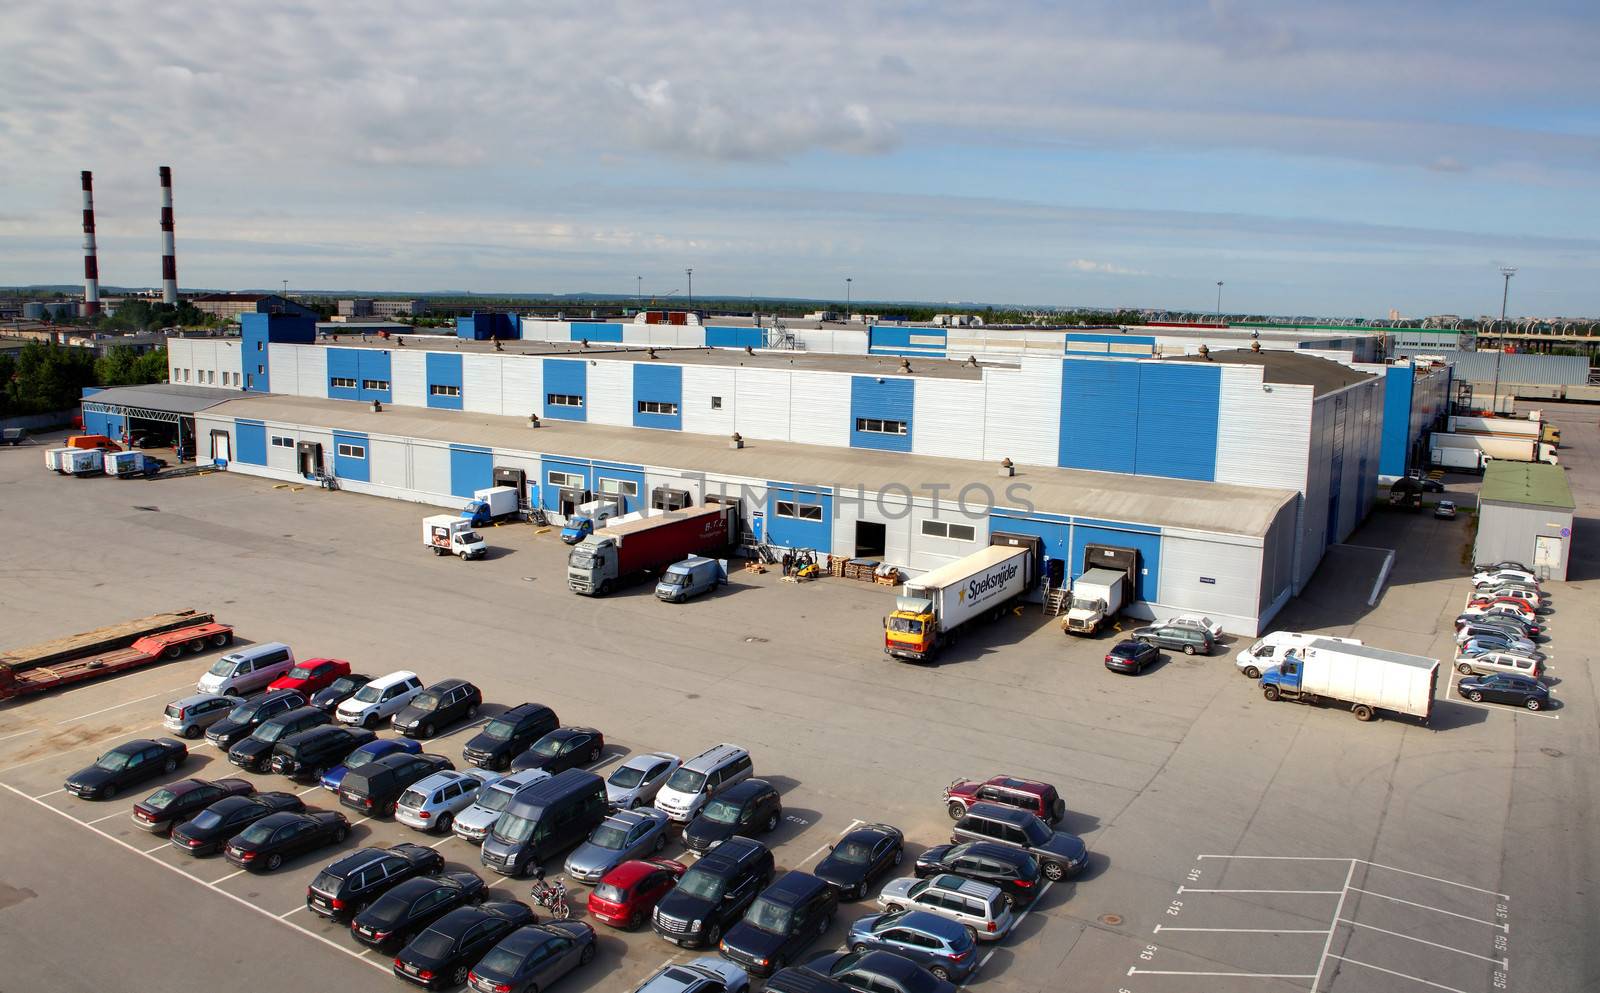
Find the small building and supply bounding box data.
[337,298,375,317]
[372,299,427,318]
[190,293,319,322]
[1473,462,1575,581]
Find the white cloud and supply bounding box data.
[1067,259,1148,276]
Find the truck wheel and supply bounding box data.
[1456,662,1473,674]
[947,800,966,820]
[211,632,230,647]
[164,644,184,660]
[1352,704,1375,722]
[598,581,613,596]
[1262,686,1281,702]
[1243,665,1261,679]
[188,639,205,653]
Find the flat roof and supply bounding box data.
[82,383,248,416]
[203,394,1296,538]
[1479,461,1575,511]
[1165,349,1374,397]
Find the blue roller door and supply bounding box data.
[235,420,267,466]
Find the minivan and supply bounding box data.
[337,671,425,729]
[339,753,454,817]
[197,642,296,697]
[1454,650,1543,681]
[1235,632,1362,680]
[655,556,724,603]
[479,769,608,877]
[653,744,753,823]
[719,870,839,976]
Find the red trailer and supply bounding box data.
[0,622,234,701]
[566,504,736,595]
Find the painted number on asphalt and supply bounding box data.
[1166,901,1183,917]
[785,815,809,826]
[1139,945,1157,962]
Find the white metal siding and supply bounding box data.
[905,506,988,575]
[217,341,243,382]
[462,354,504,415]
[390,349,427,408]
[411,442,452,497]
[733,369,793,441]
[1158,529,1263,623]
[789,372,850,448]
[369,438,409,489]
[501,356,539,419]
[265,424,298,472]
[681,366,738,437]
[296,345,327,399]
[911,378,986,460]
[166,338,191,383]
[267,343,299,395]
[981,358,1062,466]
[1298,394,1335,589]
[586,360,633,427]
[1214,367,1314,492]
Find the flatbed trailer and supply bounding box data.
[0,622,234,701]
[0,609,215,674]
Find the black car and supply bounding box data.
[720,871,839,977]
[511,727,604,775]
[914,841,1042,907]
[466,921,597,993]
[206,690,306,749]
[170,792,305,855]
[766,968,854,993]
[64,738,188,800]
[807,950,955,993]
[1475,560,1531,574]
[1458,673,1550,710]
[224,809,351,872]
[311,673,373,714]
[683,778,784,855]
[227,706,330,772]
[1410,475,1445,493]
[950,802,1087,881]
[306,843,447,921]
[339,752,454,817]
[270,725,378,780]
[463,702,560,771]
[352,872,488,953]
[392,679,484,739]
[1104,639,1159,675]
[393,902,537,990]
[654,836,775,948]
[813,823,905,900]
[131,777,254,834]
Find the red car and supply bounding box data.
[268,658,351,696]
[1466,594,1539,615]
[587,858,686,929]
[944,775,1066,825]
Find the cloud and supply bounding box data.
[1067,259,1148,276]
[1426,156,1470,174]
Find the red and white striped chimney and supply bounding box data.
[81,170,101,316]
[159,166,178,304]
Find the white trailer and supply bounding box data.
[1449,414,1539,438]
[1258,639,1438,723]
[44,447,75,473]
[1431,447,1486,471]
[883,545,1035,661]
[63,448,104,476]
[1062,568,1128,635]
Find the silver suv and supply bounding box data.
[875,873,1014,941]
[163,692,244,739]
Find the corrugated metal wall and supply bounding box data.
[267,343,299,395]
[266,426,298,473]
[411,441,453,496]
[462,355,504,415]
[1134,363,1220,480]
[632,364,683,431]
[788,372,851,447]
[541,359,586,422]
[849,375,915,452]
[734,368,794,441]
[1157,529,1263,624]
[370,438,409,490]
[502,354,540,418]
[390,349,427,408]
[1059,358,1139,473]
[296,346,326,400]
[911,378,986,460]
[585,360,633,427]
[983,358,1062,465]
[166,338,191,381]
[1214,365,1313,491]
[681,366,738,436]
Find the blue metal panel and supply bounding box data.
[457,312,516,340]
[104,412,125,443]
[1059,359,1139,472]
[449,444,493,499]
[1133,363,1220,481]
[235,419,267,466]
[1379,365,1412,477]
[542,359,587,422]
[594,461,647,513]
[1070,523,1161,603]
[240,313,315,392]
[540,457,593,511]
[357,350,391,403]
[82,409,108,437]
[633,364,683,431]
[327,348,361,401]
[705,327,764,349]
[765,483,833,551]
[850,376,914,452]
[1066,333,1156,346]
[331,431,369,482]
[868,326,947,357]
[426,353,464,410]
[569,323,623,344]
[987,513,1071,565]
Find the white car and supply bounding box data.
[606,751,681,809]
[629,957,749,993]
[336,670,423,728]
[1165,614,1223,640]
[395,769,502,833]
[1473,569,1538,588]
[453,768,552,843]
[1460,602,1537,625]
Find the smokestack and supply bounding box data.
[159,166,178,304]
[81,170,101,316]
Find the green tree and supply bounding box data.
[4,342,97,415]
[132,347,169,383]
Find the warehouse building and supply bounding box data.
[1473,462,1575,582]
[1350,357,1452,480]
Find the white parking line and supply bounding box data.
[86,810,131,825]
[1336,918,1508,966]
[1309,859,1356,992]
[1154,925,1330,934]
[1,783,387,974]
[32,788,65,800]
[297,785,324,796]
[144,841,172,854]
[57,685,194,725]
[0,728,40,743]
[1346,887,1510,931]
[1127,969,1316,979]
[351,816,374,827]
[278,905,304,919]
[212,869,248,885]
[1178,887,1342,895]
[1328,955,1475,993]
[1196,854,1509,898]
[972,878,1054,979]
[798,818,866,868]
[428,836,452,849]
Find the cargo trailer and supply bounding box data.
[1258,639,1438,723]
[883,544,1035,661]
[568,504,736,595]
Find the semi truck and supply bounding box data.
[1448,414,1539,439]
[1431,432,1557,465]
[0,611,229,701]
[1062,568,1127,636]
[1430,447,1486,472]
[568,504,736,596]
[423,515,488,559]
[883,544,1035,662]
[1257,639,1438,723]
[560,498,621,545]
[461,486,520,527]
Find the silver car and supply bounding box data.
[395,770,502,833]
[630,957,748,993]
[564,808,670,884]
[163,692,245,739]
[606,751,681,810]
[876,873,1014,941]
[453,768,551,844]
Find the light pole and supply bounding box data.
[1215,281,1224,319]
[636,275,642,307]
[282,279,288,299]
[686,268,693,309]
[846,277,852,319]
[1492,266,1517,411]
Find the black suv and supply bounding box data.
[227,706,330,772]
[462,702,559,771]
[305,843,446,921]
[720,870,838,977]
[914,841,1042,907]
[683,778,783,854]
[391,679,483,739]
[270,726,378,780]
[339,753,455,817]
[311,673,372,714]
[653,836,774,948]
[950,802,1087,881]
[205,690,305,750]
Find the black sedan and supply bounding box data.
[1104,639,1159,675]
[913,841,1042,907]
[511,727,604,775]
[64,738,188,800]
[808,950,955,993]
[352,872,488,953]
[171,792,306,856]
[224,810,350,872]
[131,777,254,834]
[813,823,904,900]
[466,921,597,993]
[394,902,537,990]
[1458,673,1550,711]
[311,673,373,713]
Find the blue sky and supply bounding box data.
[1,0,1596,317]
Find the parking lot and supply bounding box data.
[2,404,1597,993]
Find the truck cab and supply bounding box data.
[461,486,520,527]
[1257,654,1304,697]
[560,499,620,545]
[884,597,938,661]
[568,537,616,595]
[1062,568,1128,635]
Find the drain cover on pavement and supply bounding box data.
[1099,913,1123,926]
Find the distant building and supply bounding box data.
[372,299,427,318]
[337,298,374,317]
[190,293,319,322]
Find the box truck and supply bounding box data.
[883,544,1035,661]
[461,486,520,526]
[64,448,105,476]
[568,504,735,595]
[1061,568,1127,635]
[1430,447,1486,471]
[1235,631,1363,679]
[423,515,488,559]
[105,451,167,478]
[1432,432,1557,465]
[1257,639,1438,723]
[45,447,75,473]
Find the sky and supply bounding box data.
[1,0,1597,317]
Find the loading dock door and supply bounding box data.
[855,521,887,559]
[296,441,323,478]
[1534,535,1563,579]
[559,487,587,516]
[209,429,231,465]
[653,487,691,512]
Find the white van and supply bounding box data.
[336,670,424,728]
[1235,632,1361,679]
[652,743,752,823]
[196,642,296,696]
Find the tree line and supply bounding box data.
[0,342,167,419]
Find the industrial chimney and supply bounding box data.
[159,166,178,304]
[80,171,101,317]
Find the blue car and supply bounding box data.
[321,738,423,793]
[847,910,978,984]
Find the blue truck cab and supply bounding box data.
[1257,652,1303,695]
[560,500,620,545]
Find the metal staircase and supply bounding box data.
[1043,585,1069,616]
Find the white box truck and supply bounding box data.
[423,515,487,560]
[1062,568,1127,635]
[1235,631,1363,679]
[1430,447,1486,471]
[883,545,1035,661]
[45,447,75,473]
[64,448,105,476]
[1257,638,1438,723]
[462,486,520,526]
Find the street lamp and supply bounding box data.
[686,268,693,308]
[1491,266,1517,411]
[846,277,852,319]
[1215,281,1224,319]
[636,276,642,307]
